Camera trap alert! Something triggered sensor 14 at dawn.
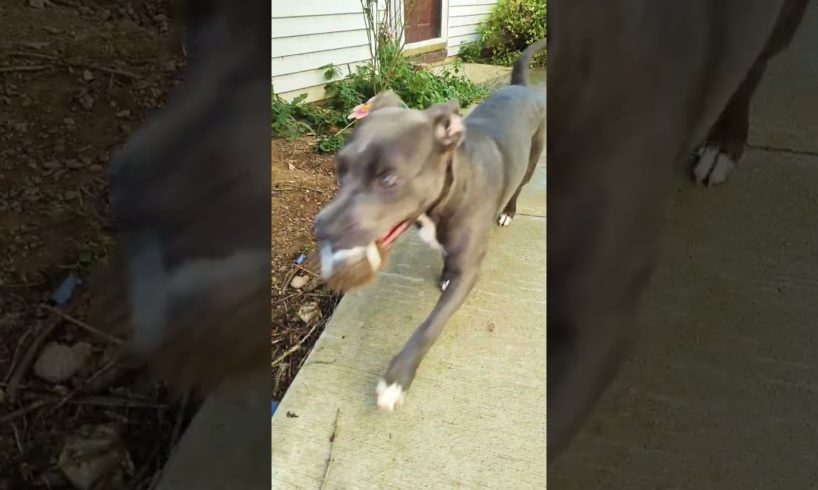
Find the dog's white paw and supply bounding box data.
[498,213,513,227]
[440,279,450,291]
[693,146,736,187]
[376,379,405,411]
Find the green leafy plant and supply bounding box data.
[459,0,547,67]
[271,94,347,142]
[271,94,311,140]
[327,37,488,112]
[316,133,346,153]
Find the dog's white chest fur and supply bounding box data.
[416,214,443,251]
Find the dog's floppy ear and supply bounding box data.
[425,100,465,149]
[370,90,409,112]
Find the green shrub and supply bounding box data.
[271,94,347,141]
[273,36,490,153]
[326,37,488,112]
[459,0,547,67]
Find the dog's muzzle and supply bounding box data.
[320,241,382,280]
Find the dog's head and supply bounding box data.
[314,91,466,291]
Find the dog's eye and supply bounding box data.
[380,174,401,188]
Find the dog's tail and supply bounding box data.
[510,38,547,86]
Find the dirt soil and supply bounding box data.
[0,1,339,485]
[0,1,188,488]
[271,137,341,401]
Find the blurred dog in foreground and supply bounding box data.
[548,0,810,461]
[89,0,270,395]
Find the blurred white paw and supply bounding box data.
[376,379,405,411]
[693,146,737,186]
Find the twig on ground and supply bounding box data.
[9,50,57,60]
[272,183,327,194]
[11,423,24,455]
[3,324,34,383]
[82,63,138,80]
[274,292,301,308]
[44,354,123,415]
[271,318,324,369]
[295,264,320,277]
[40,303,125,345]
[8,51,138,80]
[0,399,50,425]
[5,316,61,403]
[31,392,167,409]
[0,64,54,74]
[319,408,341,490]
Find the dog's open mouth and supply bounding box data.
[379,220,412,247]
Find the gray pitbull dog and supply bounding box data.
[549,0,811,462]
[314,40,547,410]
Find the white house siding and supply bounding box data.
[272,0,382,102]
[272,0,498,101]
[446,0,498,55]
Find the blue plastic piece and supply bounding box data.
[271,400,279,415]
[51,274,81,305]
[295,254,306,265]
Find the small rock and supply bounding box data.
[115,109,131,118]
[65,159,84,169]
[297,302,321,324]
[58,424,134,490]
[42,160,60,169]
[82,69,94,81]
[79,94,94,111]
[33,341,93,383]
[290,275,308,289]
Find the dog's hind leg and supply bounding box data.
[693,0,811,186]
[499,123,546,226]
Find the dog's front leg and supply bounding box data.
[376,263,480,411]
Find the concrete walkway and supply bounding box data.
[269,72,547,490]
[270,152,546,486]
[551,4,818,489]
